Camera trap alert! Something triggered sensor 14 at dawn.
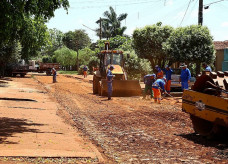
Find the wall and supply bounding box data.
[222,48,228,71]
[215,49,224,71]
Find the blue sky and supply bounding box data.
[46,0,228,42]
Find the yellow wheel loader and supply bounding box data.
[182,71,228,136]
[93,42,142,97]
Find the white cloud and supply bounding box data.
[221,22,228,27]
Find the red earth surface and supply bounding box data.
[1,73,228,163]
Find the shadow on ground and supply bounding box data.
[0,117,44,144]
[178,133,228,150]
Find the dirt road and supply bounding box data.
[32,74,228,163]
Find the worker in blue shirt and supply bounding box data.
[143,74,156,99]
[152,78,167,104]
[179,63,191,91]
[107,65,115,100]
[163,65,173,94]
[202,63,212,72]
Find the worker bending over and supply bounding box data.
[143,74,156,99]
[107,65,115,100]
[155,65,164,79]
[202,63,212,72]
[152,78,167,104]
[163,65,173,94]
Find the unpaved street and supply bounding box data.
[33,74,228,163]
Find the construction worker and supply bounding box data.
[202,63,212,72]
[107,65,115,100]
[179,63,191,91]
[143,74,156,99]
[163,65,173,94]
[155,65,164,79]
[152,77,167,104]
[52,67,57,83]
[83,65,88,78]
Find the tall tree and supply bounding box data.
[132,22,174,70]
[96,6,127,39]
[0,0,69,61]
[163,25,215,74]
[42,28,64,56]
[62,29,91,70]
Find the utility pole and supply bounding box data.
[198,0,203,25]
[99,17,102,40]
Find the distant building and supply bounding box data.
[214,40,228,71]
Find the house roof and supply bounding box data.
[214,40,228,50]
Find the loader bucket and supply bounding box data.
[100,79,142,97]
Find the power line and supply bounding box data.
[179,0,192,26]
[70,0,162,9]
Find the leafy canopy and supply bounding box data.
[132,22,174,69]
[62,29,91,51]
[163,25,215,64]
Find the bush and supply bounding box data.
[88,56,99,73]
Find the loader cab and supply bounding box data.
[99,50,123,77]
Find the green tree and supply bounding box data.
[54,47,76,70]
[96,6,127,39]
[0,0,69,76]
[132,22,174,70]
[63,29,91,70]
[0,42,22,76]
[163,25,215,74]
[43,28,64,56]
[124,52,152,80]
[0,0,69,51]
[20,17,50,59]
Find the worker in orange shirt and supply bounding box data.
[155,65,163,79]
[163,65,173,94]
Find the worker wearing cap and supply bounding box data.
[179,63,191,90]
[52,67,57,83]
[202,63,212,72]
[163,65,173,94]
[152,78,167,104]
[107,65,115,100]
[143,74,156,99]
[155,65,164,79]
[83,65,88,78]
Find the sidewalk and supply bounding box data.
[0,78,104,161]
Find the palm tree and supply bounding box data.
[96,6,127,40]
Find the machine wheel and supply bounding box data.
[190,115,214,136]
[93,76,98,94]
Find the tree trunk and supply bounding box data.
[76,50,79,71]
[196,61,201,76]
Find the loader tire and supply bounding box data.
[190,115,214,136]
[93,76,99,94]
